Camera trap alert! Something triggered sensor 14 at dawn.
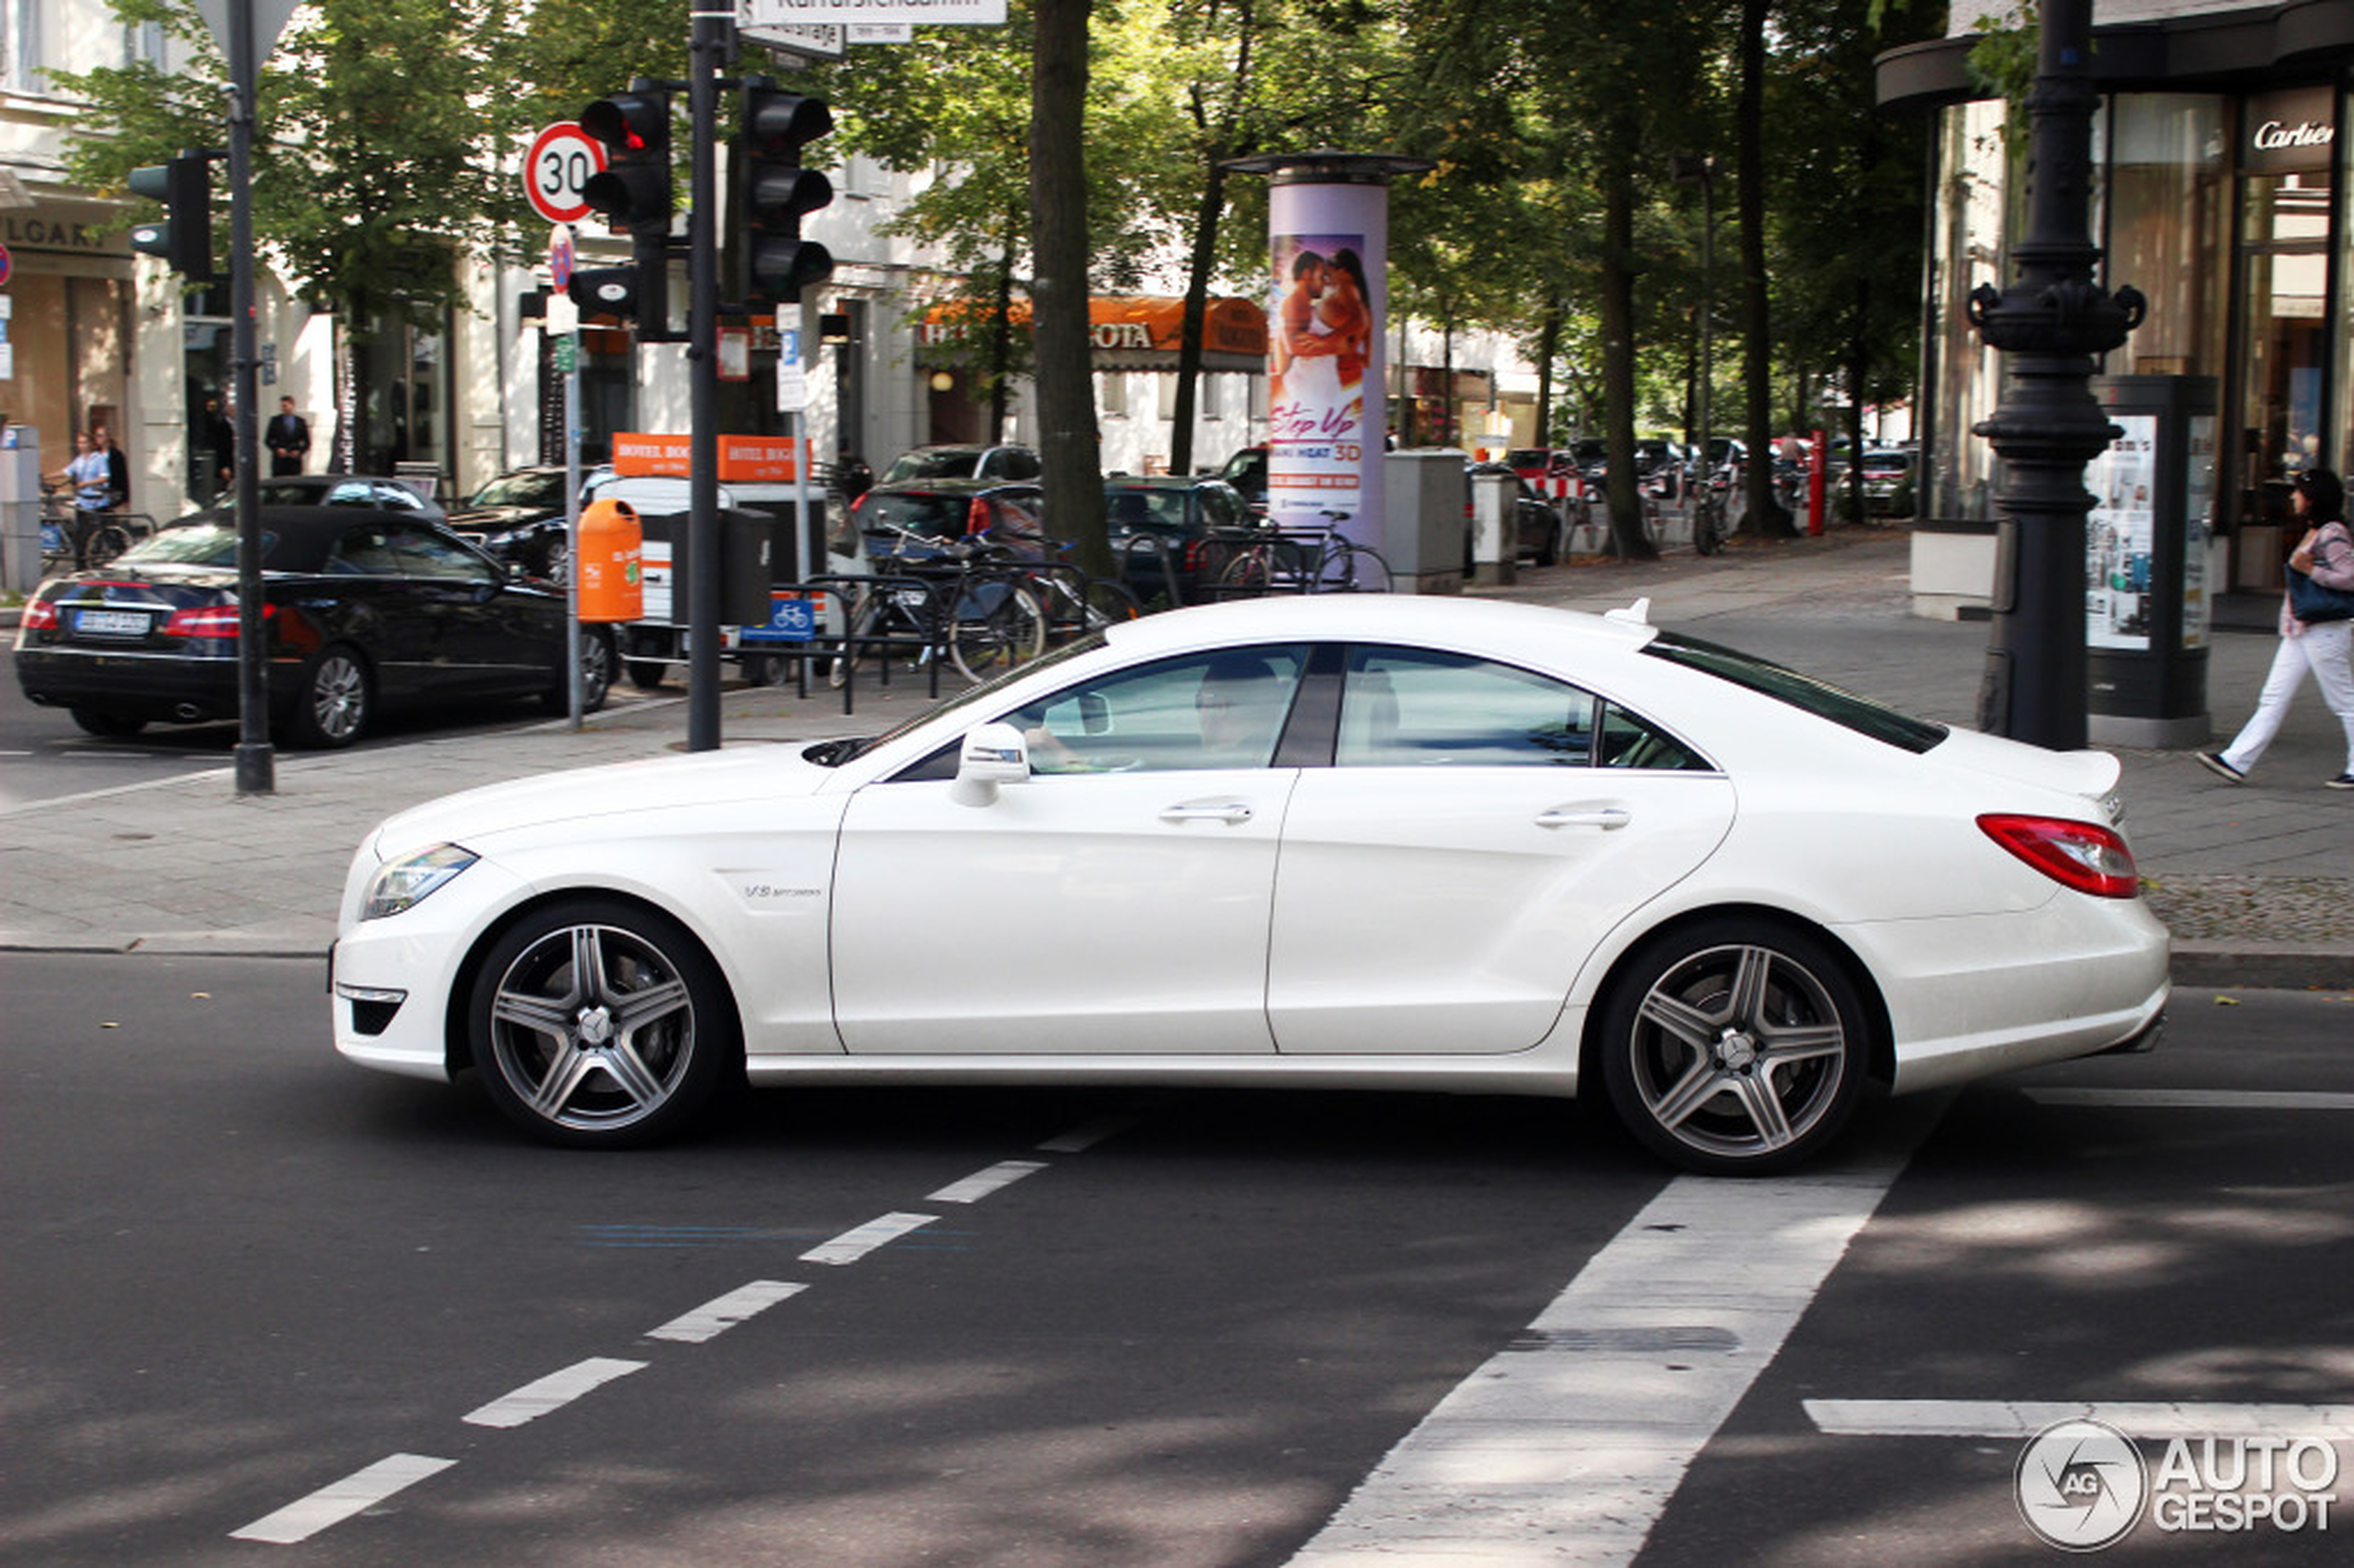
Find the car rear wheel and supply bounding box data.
[287,645,371,749]
[70,708,148,739]
[1598,919,1869,1175]
[465,900,736,1148]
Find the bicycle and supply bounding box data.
[1690,483,1728,556]
[1213,521,1393,597]
[1022,545,1145,642]
[39,486,136,575]
[831,523,1047,687]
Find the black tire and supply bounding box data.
[83,525,133,569]
[626,659,668,690]
[948,581,1045,682]
[1597,919,1870,1175]
[70,708,148,739]
[286,645,371,749]
[546,627,614,714]
[464,899,737,1148]
[1081,576,1145,629]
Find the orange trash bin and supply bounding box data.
[576,498,643,623]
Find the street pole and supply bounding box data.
[1965,0,2145,751]
[686,7,730,752]
[1673,154,1715,505]
[228,0,271,795]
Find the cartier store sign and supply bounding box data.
[2245,85,2336,173]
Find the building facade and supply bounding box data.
[1879,0,2354,615]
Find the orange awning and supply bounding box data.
[917,295,1267,373]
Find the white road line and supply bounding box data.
[1037,1116,1141,1153]
[2027,1088,2354,1110]
[799,1211,938,1265]
[462,1357,648,1429]
[1806,1399,2354,1439]
[646,1281,809,1344]
[1287,1128,1931,1567]
[229,1452,457,1544]
[929,1160,1050,1204]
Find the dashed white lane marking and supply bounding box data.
[1806,1400,2354,1439]
[929,1160,1050,1204]
[229,1453,457,1544]
[1038,1116,1141,1153]
[798,1210,938,1265]
[2027,1088,2354,1111]
[462,1358,649,1429]
[647,1281,809,1344]
[1286,1129,1930,1567]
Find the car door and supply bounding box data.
[1267,646,1738,1055]
[829,645,1314,1056]
[381,522,551,700]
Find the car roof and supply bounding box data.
[867,477,1037,496]
[1092,588,1661,664]
[1106,474,1225,489]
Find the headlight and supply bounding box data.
[362,843,478,920]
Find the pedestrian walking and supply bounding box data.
[2198,468,2354,790]
[200,395,234,497]
[265,397,310,476]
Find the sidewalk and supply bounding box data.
[4,526,2348,988]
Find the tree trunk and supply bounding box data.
[1030,0,1109,575]
[1737,0,1795,537]
[1600,107,1655,561]
[1169,159,1228,477]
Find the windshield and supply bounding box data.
[882,449,981,483]
[466,472,567,509]
[1643,631,1949,753]
[814,630,1109,766]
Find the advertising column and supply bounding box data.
[1231,153,1429,557]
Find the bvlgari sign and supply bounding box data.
[2246,86,2335,171]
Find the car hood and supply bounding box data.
[1928,727,2124,818]
[367,742,849,858]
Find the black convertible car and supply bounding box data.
[14,507,611,748]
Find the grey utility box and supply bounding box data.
[1383,449,1468,594]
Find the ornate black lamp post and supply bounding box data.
[1966,0,2145,751]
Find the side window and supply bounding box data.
[331,527,401,575]
[1009,645,1311,774]
[385,524,496,582]
[1335,647,1706,770]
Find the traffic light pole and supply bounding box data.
[686,8,730,752]
[228,0,272,795]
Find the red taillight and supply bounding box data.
[23,599,59,631]
[1978,814,2140,899]
[162,603,274,639]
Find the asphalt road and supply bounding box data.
[5,953,2349,1565]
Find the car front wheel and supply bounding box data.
[1597,920,1869,1175]
[465,900,736,1148]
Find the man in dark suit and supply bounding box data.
[266,397,310,476]
[92,423,131,509]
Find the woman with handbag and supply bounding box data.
[2199,468,2354,790]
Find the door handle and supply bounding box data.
[1160,802,1254,826]
[1537,806,1631,830]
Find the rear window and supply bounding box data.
[857,491,969,541]
[1643,631,1948,753]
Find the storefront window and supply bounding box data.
[2337,86,2354,478]
[2105,95,2229,379]
[1926,98,2013,524]
[2234,85,2335,525]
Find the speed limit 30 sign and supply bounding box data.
[525,121,607,226]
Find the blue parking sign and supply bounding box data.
[741,592,817,642]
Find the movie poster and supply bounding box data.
[1266,178,1390,550]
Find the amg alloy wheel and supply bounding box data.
[1599,920,1869,1175]
[466,901,734,1148]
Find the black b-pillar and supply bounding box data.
[1966,0,2145,752]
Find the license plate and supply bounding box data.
[74,609,150,637]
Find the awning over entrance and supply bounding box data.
[916,295,1268,373]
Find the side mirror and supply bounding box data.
[950,721,1031,807]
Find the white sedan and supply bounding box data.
[330,594,2169,1174]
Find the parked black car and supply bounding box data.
[252,474,448,521]
[13,508,611,748]
[1105,474,1261,602]
[878,444,1043,484]
[447,466,574,580]
[1215,446,1269,517]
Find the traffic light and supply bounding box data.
[738,79,834,305]
[126,150,215,282]
[577,84,674,326]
